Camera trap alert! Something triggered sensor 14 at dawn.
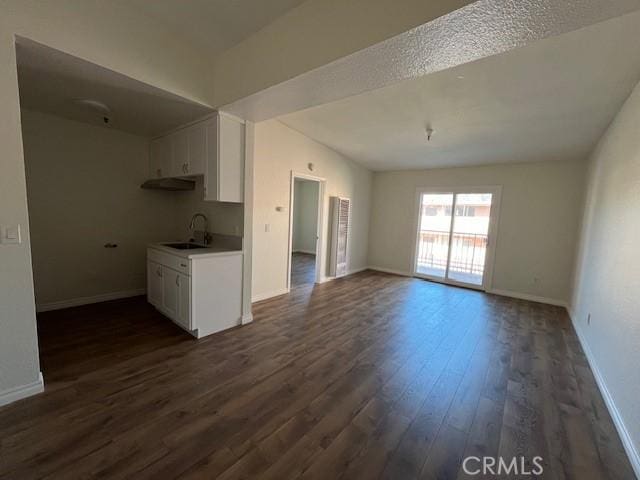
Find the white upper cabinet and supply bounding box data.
[150,135,172,178]
[204,113,245,203]
[187,121,207,176]
[148,112,244,203]
[149,122,207,179]
[170,128,190,177]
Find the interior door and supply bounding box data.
[414,189,498,290]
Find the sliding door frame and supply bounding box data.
[410,185,502,291]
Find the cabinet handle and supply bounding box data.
[180,263,187,268]
[157,168,162,177]
[176,274,180,286]
[156,267,162,277]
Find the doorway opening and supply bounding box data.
[288,173,324,289]
[412,187,501,291]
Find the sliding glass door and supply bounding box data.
[415,193,454,280]
[414,188,500,290]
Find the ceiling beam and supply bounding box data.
[222,0,640,121]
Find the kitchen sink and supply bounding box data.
[162,242,207,250]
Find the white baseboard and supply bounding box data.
[253,267,368,300]
[241,312,254,324]
[318,266,370,284]
[347,266,369,276]
[569,313,640,478]
[292,249,316,255]
[367,270,567,308]
[487,288,568,308]
[252,287,290,303]
[367,266,412,277]
[0,372,44,407]
[36,289,146,312]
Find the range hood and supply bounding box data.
[140,178,195,191]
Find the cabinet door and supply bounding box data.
[171,129,189,177]
[147,260,163,307]
[187,122,206,176]
[150,137,171,178]
[162,267,180,320]
[176,273,191,330]
[203,116,218,201]
[218,114,244,203]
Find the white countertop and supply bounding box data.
[148,242,243,259]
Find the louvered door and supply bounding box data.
[330,197,351,277]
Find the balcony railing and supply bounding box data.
[416,230,487,283]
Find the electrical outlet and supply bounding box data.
[587,313,591,326]
[265,223,270,233]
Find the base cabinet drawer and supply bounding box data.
[148,248,190,275]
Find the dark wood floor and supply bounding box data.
[0,271,634,479]
[291,252,316,287]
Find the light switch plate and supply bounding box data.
[1,224,21,245]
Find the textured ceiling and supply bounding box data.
[278,10,640,170]
[124,0,306,55]
[16,38,213,137]
[225,0,640,121]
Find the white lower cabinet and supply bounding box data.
[148,259,185,326]
[161,267,179,320]
[147,260,163,306]
[176,272,191,330]
[147,247,242,338]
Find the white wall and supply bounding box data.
[252,120,372,300]
[368,160,586,303]
[570,81,640,472]
[293,179,319,254]
[0,36,41,399]
[21,110,183,309]
[175,177,244,239]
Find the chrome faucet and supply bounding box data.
[189,213,212,245]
